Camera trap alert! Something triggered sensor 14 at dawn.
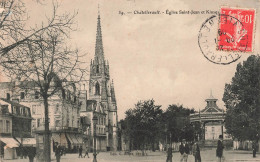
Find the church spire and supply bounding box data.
[95,8,105,65]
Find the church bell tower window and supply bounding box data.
[95,82,100,95]
[96,65,99,73]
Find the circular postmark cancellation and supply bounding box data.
[198,14,246,65]
[198,7,256,65]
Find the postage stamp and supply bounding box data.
[198,7,256,65]
[217,7,256,52]
[198,15,241,65]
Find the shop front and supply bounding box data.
[0,137,19,160]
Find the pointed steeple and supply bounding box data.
[111,80,116,103]
[95,8,105,65]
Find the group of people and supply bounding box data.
[178,135,225,162]
[54,143,90,162]
[78,145,90,158]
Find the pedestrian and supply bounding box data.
[192,142,201,162]
[179,139,189,162]
[166,146,172,162]
[27,146,36,162]
[84,146,90,158]
[189,142,192,155]
[78,146,83,158]
[55,144,62,162]
[0,145,4,160]
[20,145,24,159]
[216,135,224,162]
[252,140,257,158]
[62,147,66,156]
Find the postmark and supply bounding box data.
[198,14,242,65]
[198,7,256,65]
[218,7,255,52]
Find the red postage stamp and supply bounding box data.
[217,7,255,52]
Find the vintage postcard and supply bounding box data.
[0,0,259,161]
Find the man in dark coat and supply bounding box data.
[252,140,257,158]
[179,139,189,162]
[216,135,224,162]
[166,146,172,162]
[27,146,36,162]
[192,142,201,162]
[78,146,83,158]
[55,144,62,162]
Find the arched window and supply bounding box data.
[96,65,99,73]
[35,91,39,99]
[95,82,100,95]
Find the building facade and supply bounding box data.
[0,98,33,159]
[80,13,119,151]
[0,80,83,157]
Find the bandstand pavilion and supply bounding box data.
[190,92,231,145]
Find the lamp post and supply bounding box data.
[92,114,98,162]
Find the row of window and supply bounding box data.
[97,127,106,134]
[13,106,30,117]
[62,90,78,103]
[98,116,106,125]
[6,91,39,101]
[205,127,216,132]
[0,120,11,133]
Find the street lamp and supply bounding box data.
[92,114,98,162]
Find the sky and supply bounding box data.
[1,0,259,120]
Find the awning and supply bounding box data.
[0,137,19,148]
[75,134,83,145]
[52,133,67,147]
[70,134,79,145]
[60,133,67,147]
[67,133,79,146]
[16,138,36,147]
[66,133,74,145]
[52,133,61,143]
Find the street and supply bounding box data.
[6,149,260,162]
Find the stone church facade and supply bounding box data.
[80,13,118,151]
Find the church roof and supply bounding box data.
[94,13,105,65]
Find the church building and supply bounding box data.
[80,12,118,151]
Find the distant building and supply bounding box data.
[0,98,33,160]
[0,78,82,157]
[80,12,119,151]
[190,92,231,145]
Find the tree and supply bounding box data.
[0,0,77,57]
[163,104,195,142]
[0,1,81,160]
[1,21,85,162]
[123,99,162,152]
[223,55,260,141]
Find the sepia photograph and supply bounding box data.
[0,0,259,161]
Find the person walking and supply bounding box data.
[179,139,189,162]
[216,135,224,162]
[179,142,185,161]
[166,146,172,162]
[55,144,62,162]
[27,146,36,162]
[192,142,201,162]
[78,146,83,158]
[252,140,257,158]
[84,146,90,158]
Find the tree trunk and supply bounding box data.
[43,97,51,162]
